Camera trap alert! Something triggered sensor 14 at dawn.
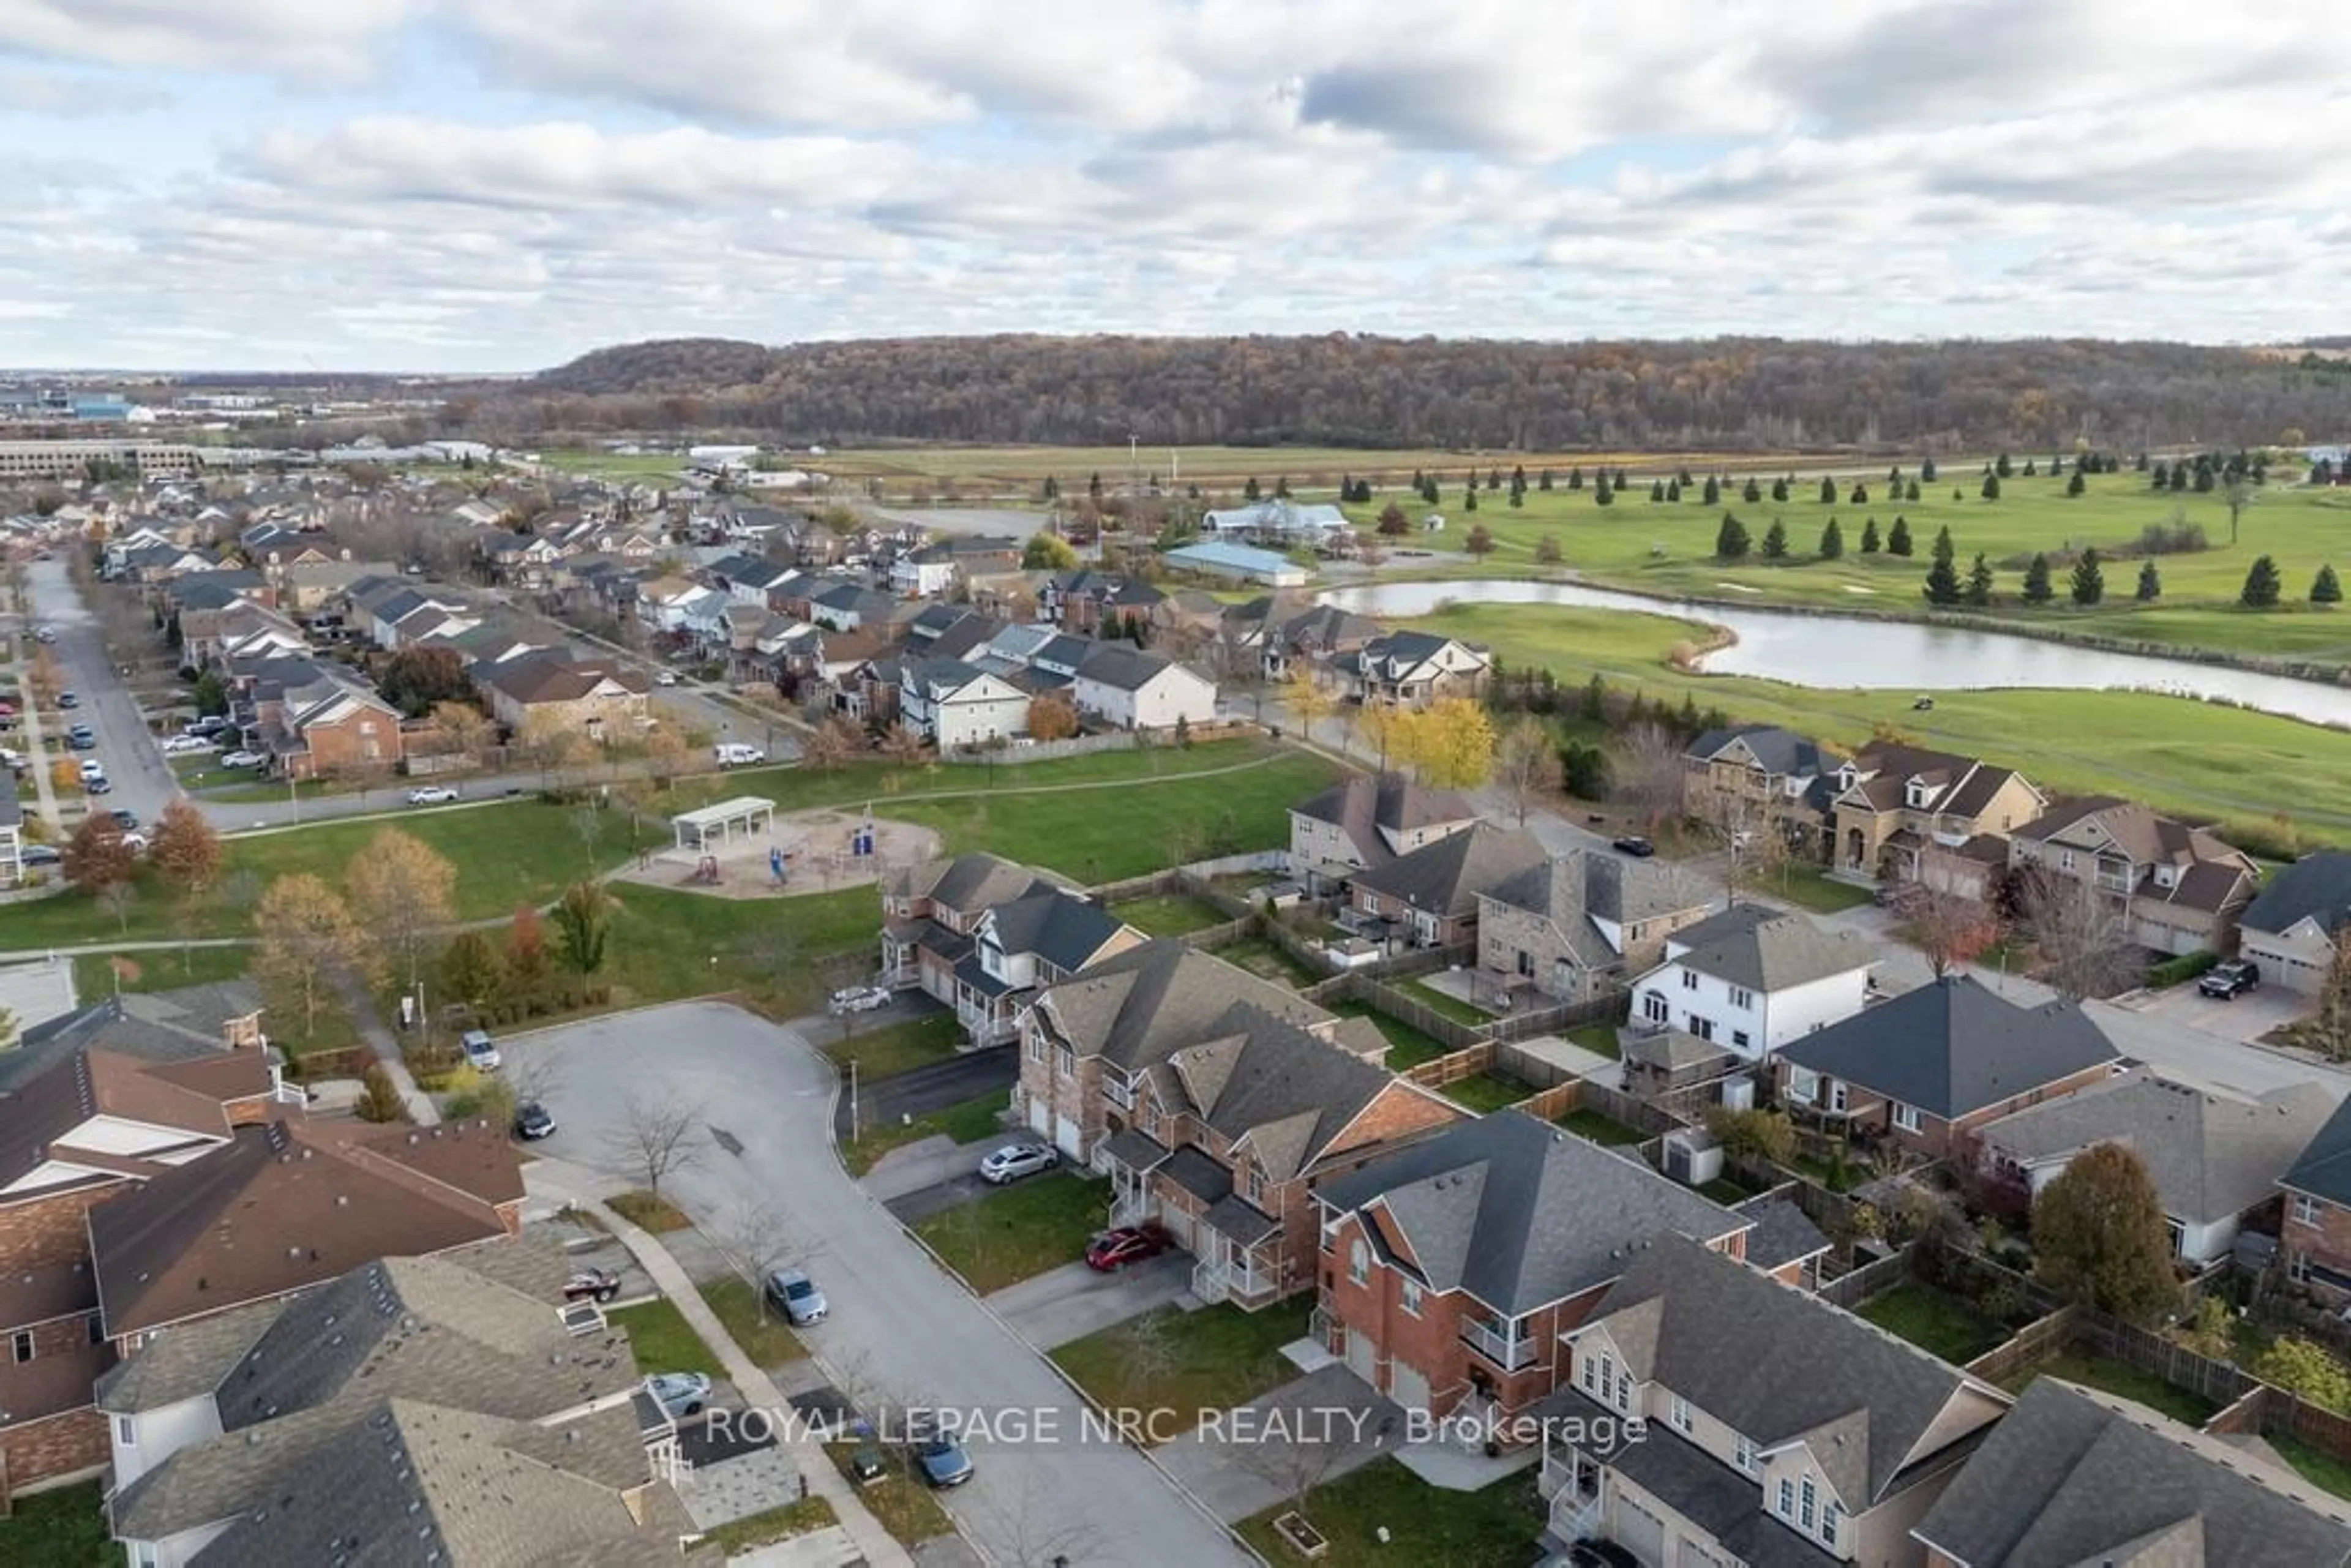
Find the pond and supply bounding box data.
[1318,578,2351,727]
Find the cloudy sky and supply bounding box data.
[2,0,2345,372]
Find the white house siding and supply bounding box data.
[1633,963,1868,1061]
[109,1395,223,1491]
[934,689,1031,751]
[2016,1155,2238,1266]
[1076,667,1217,731]
[2243,917,2338,996]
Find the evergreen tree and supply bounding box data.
[2134,451,2150,472]
[1905,479,1921,502]
[2170,463,2189,492]
[2242,554,2282,608]
[1819,517,1844,560]
[2069,547,2104,606]
[1243,476,1260,501]
[1771,476,1789,503]
[2135,560,2161,601]
[1922,526,1962,606]
[2316,564,2344,605]
[1486,467,1500,490]
[1981,472,2002,500]
[1568,466,1584,490]
[1888,516,1914,557]
[1581,673,1608,722]
[1888,464,1903,486]
[1714,513,1751,559]
[1650,479,1667,502]
[1512,463,1526,492]
[1041,475,1060,501]
[1593,474,1613,507]
[1274,475,1291,498]
[1677,467,1694,487]
[1508,486,1524,508]
[1967,553,1995,606]
[1703,475,1722,506]
[1539,468,1554,490]
[2066,469,2086,497]
[1742,477,1761,504]
[1921,457,1938,483]
[2022,459,2038,477]
[2022,552,2054,604]
[1464,485,1479,512]
[1859,517,1881,553]
[1850,482,1868,505]
[1665,480,1681,502]
[1411,467,1425,493]
[1761,518,1789,559]
[1818,476,1837,503]
[1995,453,2012,478]
[1614,467,1630,489]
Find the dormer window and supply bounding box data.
[1904,779,1930,808]
[1835,765,1856,792]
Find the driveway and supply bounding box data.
[833,1046,1018,1143]
[28,558,181,826]
[2122,980,2309,1046]
[984,1254,1193,1352]
[501,1002,1246,1567]
[1156,1364,1401,1525]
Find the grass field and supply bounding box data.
[1051,1299,1313,1441]
[609,1297,724,1379]
[2000,1352,2219,1426]
[700,1276,805,1370]
[822,1013,964,1082]
[1856,1283,2008,1365]
[841,1090,1006,1176]
[1408,599,2351,835]
[1109,892,1232,937]
[1237,1461,1543,1568]
[913,1171,1110,1293]
[0,1480,110,1567]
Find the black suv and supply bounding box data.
[2199,959,2260,1000]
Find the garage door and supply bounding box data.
[1389,1361,1430,1413]
[1344,1327,1378,1386]
[1613,1496,1666,1567]
[1026,1097,1051,1137]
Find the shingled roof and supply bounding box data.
[1351,822,1550,920]
[2243,850,2351,939]
[1778,975,2120,1121]
[1291,772,1477,870]
[1032,940,1332,1073]
[1660,905,1876,992]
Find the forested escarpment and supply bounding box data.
[501,334,2351,453]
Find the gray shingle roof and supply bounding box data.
[1777,975,2120,1121]
[1685,724,1844,780]
[1290,772,1476,871]
[982,888,1133,975]
[2242,850,2351,938]
[1981,1071,2336,1226]
[1731,1196,1831,1274]
[2281,1092,2351,1207]
[1590,1234,2004,1506]
[1319,1110,1744,1316]
[1033,940,1331,1074]
[1351,822,1550,919]
[1483,850,1717,969]
[1913,1378,2351,1567]
[1660,905,1875,992]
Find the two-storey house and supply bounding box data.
[1627,905,1875,1060]
[1345,822,1548,951]
[899,656,1032,751]
[1540,1234,2011,1564]
[1072,642,1218,732]
[880,853,1142,1045]
[1824,743,2046,890]
[1684,724,1846,851]
[2237,850,2351,997]
[2007,796,2260,957]
[1316,1111,1751,1424]
[1288,773,1480,895]
[476,653,651,746]
[1477,850,1718,1006]
[2277,1090,2351,1305]
[1355,631,1491,707]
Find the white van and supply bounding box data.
[714,743,766,767]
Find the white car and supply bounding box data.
[33,626,55,643]
[121,831,149,853]
[219,749,266,768]
[978,1144,1060,1185]
[654,670,680,686]
[827,985,891,1016]
[78,759,106,782]
[160,735,216,754]
[407,785,459,805]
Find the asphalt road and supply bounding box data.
[506,1002,1247,1568]
[25,557,182,828]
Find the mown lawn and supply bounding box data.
[2270,1431,2351,1503]
[820,1012,964,1082]
[824,1444,957,1545]
[704,1498,839,1555]
[1328,1000,1453,1069]
[1397,977,1490,1025]
[1209,937,1324,989]
[1237,1460,1545,1568]
[1857,1282,2008,1365]
[1051,1298,1313,1441]
[699,1276,806,1370]
[609,1296,724,1379]
[1555,1107,1645,1147]
[840,1090,1006,1177]
[0,1480,111,1567]
[1441,1071,1534,1113]
[1111,892,1233,937]
[912,1171,1109,1294]
[73,942,252,996]
[1567,1023,1622,1059]
[1759,862,1877,913]
[2000,1352,2219,1426]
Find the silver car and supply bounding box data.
[645,1371,712,1420]
[977,1143,1059,1185]
[765,1267,828,1326]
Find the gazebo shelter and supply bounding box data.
[672,796,776,852]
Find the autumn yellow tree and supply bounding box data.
[345,829,459,992]
[430,700,493,767]
[1390,697,1497,789]
[1285,670,1337,742]
[148,799,223,896]
[1027,694,1079,741]
[253,873,372,1040]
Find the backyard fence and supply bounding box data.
[1817,1245,1920,1309]
[939,721,1261,765]
[1962,1305,2082,1384]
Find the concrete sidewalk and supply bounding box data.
[525,1156,914,1568]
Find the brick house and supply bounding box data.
[1314,1111,1751,1422]
[1476,850,1717,1007]
[1682,724,1846,853]
[276,684,407,780]
[880,853,1142,1045]
[2007,796,2260,958]
[476,653,653,745]
[1775,975,2122,1159]
[2279,1092,2351,1304]
[1539,1234,2011,1564]
[1047,964,1461,1308]
[0,994,301,1495]
[1288,773,1480,894]
[1914,1378,2351,1567]
[1822,742,2046,889]
[1344,821,1548,952]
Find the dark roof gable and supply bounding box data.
[1777,975,2120,1120]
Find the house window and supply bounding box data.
[1821,1503,1842,1548]
[2060,850,2074,871]
[10,1330,29,1363]
[1057,1045,1074,1076]
[1669,1395,1691,1433]
[1828,1080,1848,1114]
[1349,1240,1369,1286]
[1799,1478,1817,1530]
[1687,1016,1715,1042]
[1788,1067,1819,1105]
[1247,1165,1268,1206]
[1028,1032,1045,1063]
[1401,1280,1424,1318]
[2294,1194,2322,1228]
[1729,986,1754,1010]
[116,1414,136,1447]
[1732,1030,1750,1051]
[1733,1434,1756,1473]
[1776,1478,1795,1520]
[1892,1103,1922,1133]
[1515,950,1534,978]
[1681,970,1698,991]
[1578,1351,1599,1395]
[1643,992,1670,1024]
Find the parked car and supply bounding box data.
[33,625,56,643]
[1086,1224,1171,1272]
[55,691,77,709]
[2199,959,2260,1000]
[110,809,139,831]
[978,1143,1059,1185]
[160,734,216,754]
[219,749,266,768]
[654,670,680,686]
[21,844,61,866]
[513,1100,556,1139]
[713,742,765,767]
[407,785,459,805]
[645,1372,712,1421]
[78,758,104,781]
[844,1444,890,1485]
[1569,1541,1640,1568]
[184,716,229,737]
[0,701,15,718]
[460,1029,502,1071]
[910,1418,973,1489]
[828,984,891,1015]
[67,726,96,750]
[563,1269,620,1304]
[86,776,112,795]
[1611,835,1655,858]
[764,1267,829,1326]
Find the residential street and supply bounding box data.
[24,557,181,827]
[503,1002,1248,1568]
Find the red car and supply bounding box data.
[1086,1225,1171,1272]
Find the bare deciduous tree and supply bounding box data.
[954,1469,1112,1568]
[605,1090,706,1196]
[2011,866,2140,1000]
[1492,716,1562,827]
[710,1195,801,1323]
[1608,722,1688,831]
[1905,851,2003,978]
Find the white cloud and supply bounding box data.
[0,0,413,82]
